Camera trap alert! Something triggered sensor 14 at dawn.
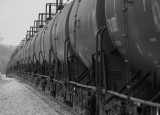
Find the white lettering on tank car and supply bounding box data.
[143,0,146,12]
[115,40,122,46]
[108,19,113,33]
[114,0,116,15]
[136,43,143,55]
[151,0,160,32]
[149,37,157,42]
[153,60,158,64]
[88,10,90,32]
[108,16,119,33]
[148,53,153,57]
[156,65,160,68]
[92,10,98,36]
[119,49,126,54]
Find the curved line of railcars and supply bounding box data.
[7,0,160,114]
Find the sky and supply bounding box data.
[0,0,69,46]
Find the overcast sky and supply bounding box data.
[0,0,69,46]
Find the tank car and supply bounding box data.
[6,0,160,114]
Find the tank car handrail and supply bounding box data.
[95,26,108,88]
[64,36,70,81]
[65,80,160,109]
[105,90,160,108]
[68,81,96,91]
[95,26,105,88]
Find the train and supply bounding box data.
[6,0,160,114]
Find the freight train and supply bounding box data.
[6,0,160,114]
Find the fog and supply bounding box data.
[0,44,16,74]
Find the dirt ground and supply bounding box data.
[0,74,74,115]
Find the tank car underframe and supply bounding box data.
[7,52,160,115]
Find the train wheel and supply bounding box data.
[49,81,54,95]
[31,75,34,84]
[34,77,37,86]
[28,75,31,85]
[45,80,50,94]
[35,77,39,87]
[37,78,42,89]
[41,79,47,91]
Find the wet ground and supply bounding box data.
[0,74,75,115]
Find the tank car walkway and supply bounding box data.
[0,74,74,115]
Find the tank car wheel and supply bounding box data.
[49,81,55,96]
[28,75,31,84]
[24,73,27,80]
[45,80,50,94]
[37,78,42,89]
[31,75,35,85]
[24,73,27,82]
[23,73,26,81]
[39,79,43,90]
[33,76,37,86]
[41,79,47,91]
[35,77,39,87]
